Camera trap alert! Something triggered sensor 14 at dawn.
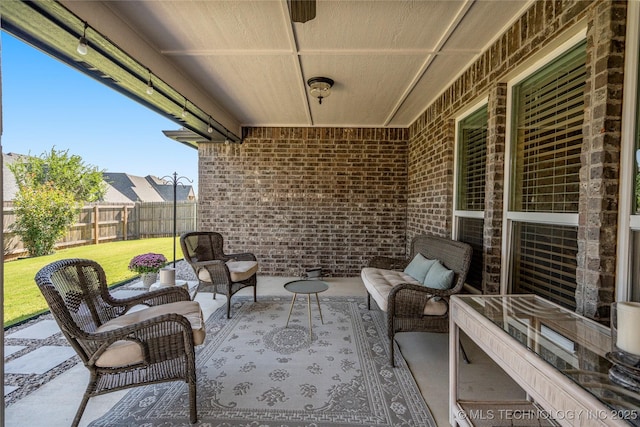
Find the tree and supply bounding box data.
[9,148,107,257]
[9,148,106,202]
[12,184,77,257]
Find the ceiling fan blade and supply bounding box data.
[289,0,316,23]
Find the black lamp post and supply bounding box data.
[161,172,193,267]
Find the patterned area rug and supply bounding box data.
[89,296,435,427]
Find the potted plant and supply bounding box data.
[129,253,167,287]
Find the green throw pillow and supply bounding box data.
[404,253,437,283]
[423,260,454,290]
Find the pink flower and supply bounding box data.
[128,253,167,274]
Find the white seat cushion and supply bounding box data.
[361,267,447,316]
[198,260,258,283]
[94,301,206,368]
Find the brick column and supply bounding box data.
[576,1,626,320]
[483,83,507,294]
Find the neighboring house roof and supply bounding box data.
[103,173,164,203]
[101,181,134,204]
[147,175,195,202]
[102,172,195,203]
[2,153,195,203]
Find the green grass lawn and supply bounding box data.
[3,237,178,327]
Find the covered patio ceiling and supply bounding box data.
[2,0,531,142]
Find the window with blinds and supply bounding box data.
[512,222,578,310]
[511,41,586,213]
[457,106,488,211]
[457,217,484,291]
[508,41,585,308]
[455,105,487,291]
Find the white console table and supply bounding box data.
[449,295,640,427]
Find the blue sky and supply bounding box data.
[1,32,199,191]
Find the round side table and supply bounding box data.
[284,279,329,339]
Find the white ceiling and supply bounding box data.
[72,0,531,129]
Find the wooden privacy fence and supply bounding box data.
[3,201,197,258]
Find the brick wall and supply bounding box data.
[407,0,626,316]
[198,127,408,276]
[483,84,507,294]
[575,1,626,319]
[407,116,455,240]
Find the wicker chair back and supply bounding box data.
[181,231,227,263]
[35,259,122,362]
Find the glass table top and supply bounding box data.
[283,279,329,294]
[457,295,640,422]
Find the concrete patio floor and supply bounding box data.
[4,276,523,426]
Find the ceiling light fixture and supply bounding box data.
[207,116,214,134]
[77,22,89,55]
[224,130,230,145]
[307,77,334,104]
[181,99,189,118]
[146,69,154,95]
[289,0,317,23]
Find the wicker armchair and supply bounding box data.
[35,259,206,426]
[365,235,472,365]
[180,231,258,318]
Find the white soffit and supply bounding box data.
[95,0,531,128]
[294,1,467,51]
[443,0,531,50]
[301,54,426,127]
[391,53,477,126]
[112,1,292,52]
[181,55,309,125]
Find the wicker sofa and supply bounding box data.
[361,234,472,365]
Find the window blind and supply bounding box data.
[512,222,578,310]
[457,217,484,291]
[457,107,488,211]
[512,41,586,213]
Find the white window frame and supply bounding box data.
[501,29,587,294]
[452,98,488,239]
[616,0,640,302]
[453,99,488,294]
